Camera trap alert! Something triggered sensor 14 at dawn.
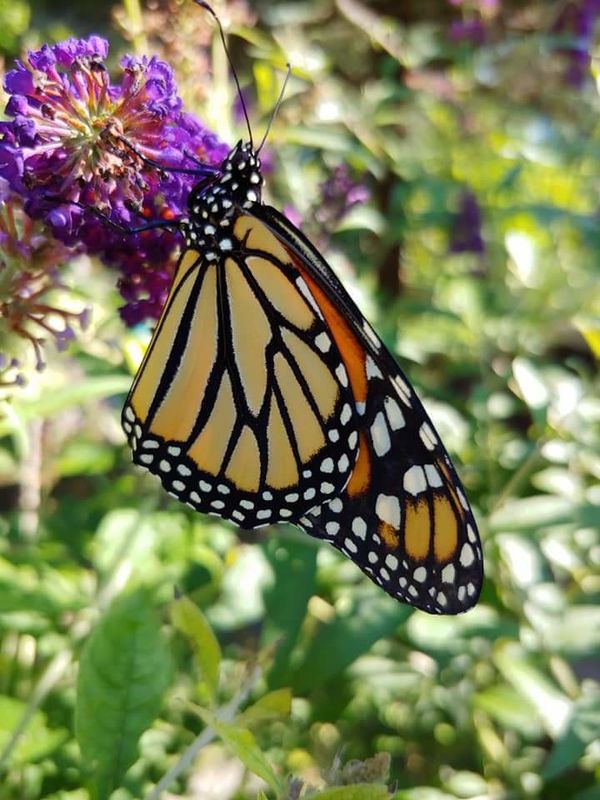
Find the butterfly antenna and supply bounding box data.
[257,63,292,155]
[194,1,253,148]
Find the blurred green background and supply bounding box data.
[0,1,599,798]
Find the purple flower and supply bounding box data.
[448,19,487,45]
[449,189,485,254]
[553,0,600,87]
[0,180,89,372]
[316,164,370,227]
[1,35,229,325]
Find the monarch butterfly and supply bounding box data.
[121,2,483,615]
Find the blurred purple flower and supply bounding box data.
[316,164,369,227]
[0,179,89,371]
[554,0,600,87]
[449,189,485,254]
[0,35,229,325]
[448,19,487,44]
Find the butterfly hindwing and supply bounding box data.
[251,205,483,614]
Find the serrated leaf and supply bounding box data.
[171,594,221,702]
[237,688,292,727]
[75,588,172,799]
[310,784,390,800]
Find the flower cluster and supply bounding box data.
[0,36,228,326]
[0,179,89,374]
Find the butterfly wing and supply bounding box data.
[122,215,361,528]
[251,204,483,614]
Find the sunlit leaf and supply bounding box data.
[542,687,600,780]
[237,688,292,727]
[171,593,221,702]
[310,785,390,800]
[495,643,570,738]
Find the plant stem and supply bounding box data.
[144,666,262,800]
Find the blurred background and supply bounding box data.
[0,1,599,798]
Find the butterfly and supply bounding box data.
[121,3,483,615]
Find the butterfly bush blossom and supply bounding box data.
[0,36,228,325]
[0,178,89,374]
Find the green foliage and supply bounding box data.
[1,0,599,798]
[75,589,172,798]
[171,592,222,703]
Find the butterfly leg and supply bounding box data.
[41,194,183,236]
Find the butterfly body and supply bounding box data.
[121,139,483,614]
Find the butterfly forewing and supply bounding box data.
[122,212,360,528]
[251,205,483,614]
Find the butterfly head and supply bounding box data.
[187,140,263,228]
[219,140,263,206]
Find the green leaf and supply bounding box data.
[542,686,600,780]
[237,688,292,727]
[171,593,221,702]
[0,375,131,436]
[75,588,172,799]
[262,536,317,687]
[474,685,542,738]
[0,695,67,765]
[495,643,570,738]
[291,592,411,692]
[310,785,390,800]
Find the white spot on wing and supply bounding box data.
[414,567,427,583]
[366,355,383,379]
[362,321,381,349]
[403,465,427,495]
[385,554,398,570]
[460,543,475,567]
[419,422,438,451]
[336,364,349,387]
[384,397,405,430]
[315,332,331,352]
[371,412,391,456]
[392,374,411,405]
[352,517,367,539]
[296,277,323,318]
[375,494,401,528]
[424,464,443,488]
